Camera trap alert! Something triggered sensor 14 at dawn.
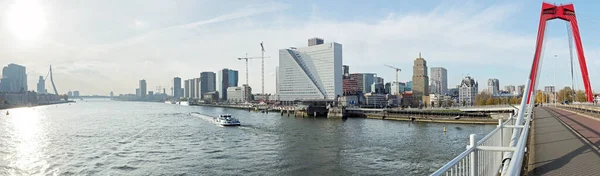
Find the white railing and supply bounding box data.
[431,109,532,176]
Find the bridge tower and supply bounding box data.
[527,2,593,103]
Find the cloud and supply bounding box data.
[6,1,599,95]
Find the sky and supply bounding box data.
[1,0,600,96]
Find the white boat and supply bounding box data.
[179,101,189,106]
[214,114,241,126]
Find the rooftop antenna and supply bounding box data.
[419,52,422,58]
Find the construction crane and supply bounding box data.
[260,42,265,95]
[384,64,401,83]
[237,54,271,88]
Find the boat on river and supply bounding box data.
[214,114,241,126]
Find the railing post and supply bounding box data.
[469,134,478,176]
[498,119,504,146]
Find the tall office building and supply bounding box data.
[139,80,147,97]
[362,73,376,93]
[194,78,201,99]
[37,76,46,94]
[73,91,80,97]
[200,72,216,99]
[459,76,478,106]
[391,82,406,95]
[189,79,196,98]
[488,78,500,95]
[405,81,413,91]
[505,85,516,94]
[308,37,324,46]
[0,63,27,92]
[430,67,447,95]
[349,73,364,93]
[517,85,525,95]
[544,86,555,93]
[173,77,182,99]
[184,80,190,98]
[218,69,238,100]
[278,40,342,101]
[412,53,429,103]
[342,65,349,78]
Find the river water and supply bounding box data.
[0,99,494,175]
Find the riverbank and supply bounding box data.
[191,103,500,124]
[366,114,499,124]
[0,100,74,110]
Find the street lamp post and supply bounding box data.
[554,54,558,106]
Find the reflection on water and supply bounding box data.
[2,107,49,175]
[0,100,495,175]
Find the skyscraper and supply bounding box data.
[412,53,429,104]
[173,77,182,99]
[200,72,216,99]
[349,73,364,93]
[430,67,447,95]
[190,79,196,98]
[195,78,201,98]
[139,80,147,97]
[184,80,190,98]
[342,65,349,78]
[487,78,500,95]
[0,63,27,92]
[544,86,555,93]
[517,85,525,95]
[218,69,238,100]
[505,85,516,94]
[308,37,324,46]
[37,76,46,94]
[278,41,342,101]
[362,73,376,93]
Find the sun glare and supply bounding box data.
[6,0,46,41]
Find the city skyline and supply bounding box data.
[2,0,600,95]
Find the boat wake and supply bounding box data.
[190,112,217,125]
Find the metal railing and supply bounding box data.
[431,109,532,176]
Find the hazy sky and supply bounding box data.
[1,0,600,95]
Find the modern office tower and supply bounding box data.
[278,41,342,101]
[173,77,182,99]
[0,63,27,92]
[488,78,500,95]
[200,72,216,99]
[218,68,239,100]
[139,80,147,97]
[430,67,448,95]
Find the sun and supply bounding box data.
[6,0,46,41]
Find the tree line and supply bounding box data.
[472,86,591,106]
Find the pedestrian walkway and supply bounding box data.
[528,107,600,175]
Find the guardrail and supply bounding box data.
[431,108,533,176]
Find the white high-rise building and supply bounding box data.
[430,67,447,95]
[459,76,478,106]
[278,41,342,101]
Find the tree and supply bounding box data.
[486,97,494,105]
[475,92,492,106]
[510,97,522,104]
[462,100,466,106]
[575,90,587,102]
[557,87,574,103]
[535,91,544,104]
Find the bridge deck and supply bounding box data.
[529,107,600,175]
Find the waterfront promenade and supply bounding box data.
[528,107,600,175]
